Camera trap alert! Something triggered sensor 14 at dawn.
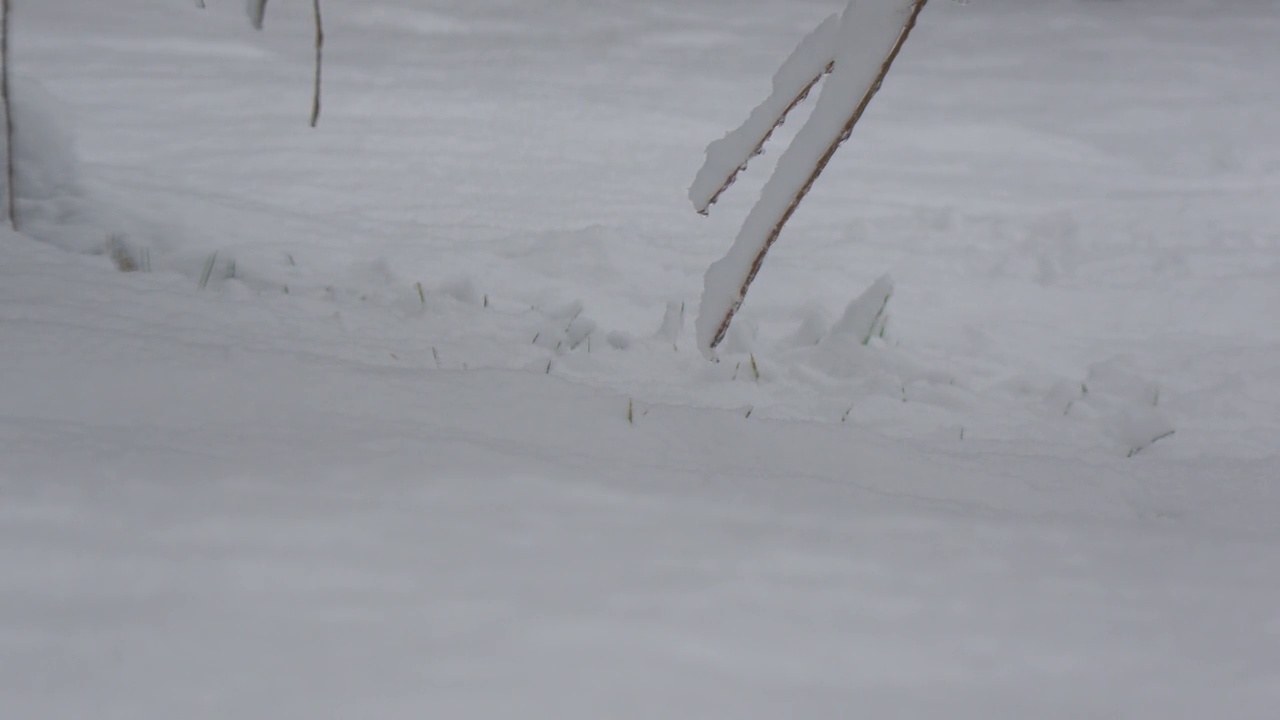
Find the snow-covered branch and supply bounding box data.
[692,0,931,356]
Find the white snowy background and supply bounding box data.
[2,0,1278,717]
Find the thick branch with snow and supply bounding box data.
[688,14,841,216]
[694,0,931,356]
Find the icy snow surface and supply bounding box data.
[4,0,1280,717]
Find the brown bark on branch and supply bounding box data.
[706,0,930,351]
[695,61,834,216]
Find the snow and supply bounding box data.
[696,0,924,355]
[4,0,1280,717]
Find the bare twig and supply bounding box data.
[246,0,267,30]
[199,251,218,289]
[1128,430,1175,458]
[106,235,136,272]
[245,0,323,127]
[311,0,323,127]
[1,0,15,231]
[707,0,930,351]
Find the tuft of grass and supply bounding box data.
[432,346,441,369]
[627,398,634,425]
[744,405,753,419]
[106,235,136,272]
[2,0,15,231]
[415,281,425,306]
[198,251,218,289]
[749,352,760,382]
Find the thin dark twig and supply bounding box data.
[1,0,16,230]
[311,0,323,127]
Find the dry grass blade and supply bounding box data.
[310,0,323,127]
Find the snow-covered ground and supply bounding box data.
[3,0,1279,716]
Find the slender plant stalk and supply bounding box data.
[708,0,930,351]
[310,0,323,127]
[1,0,16,230]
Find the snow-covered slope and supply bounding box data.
[3,0,1279,717]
